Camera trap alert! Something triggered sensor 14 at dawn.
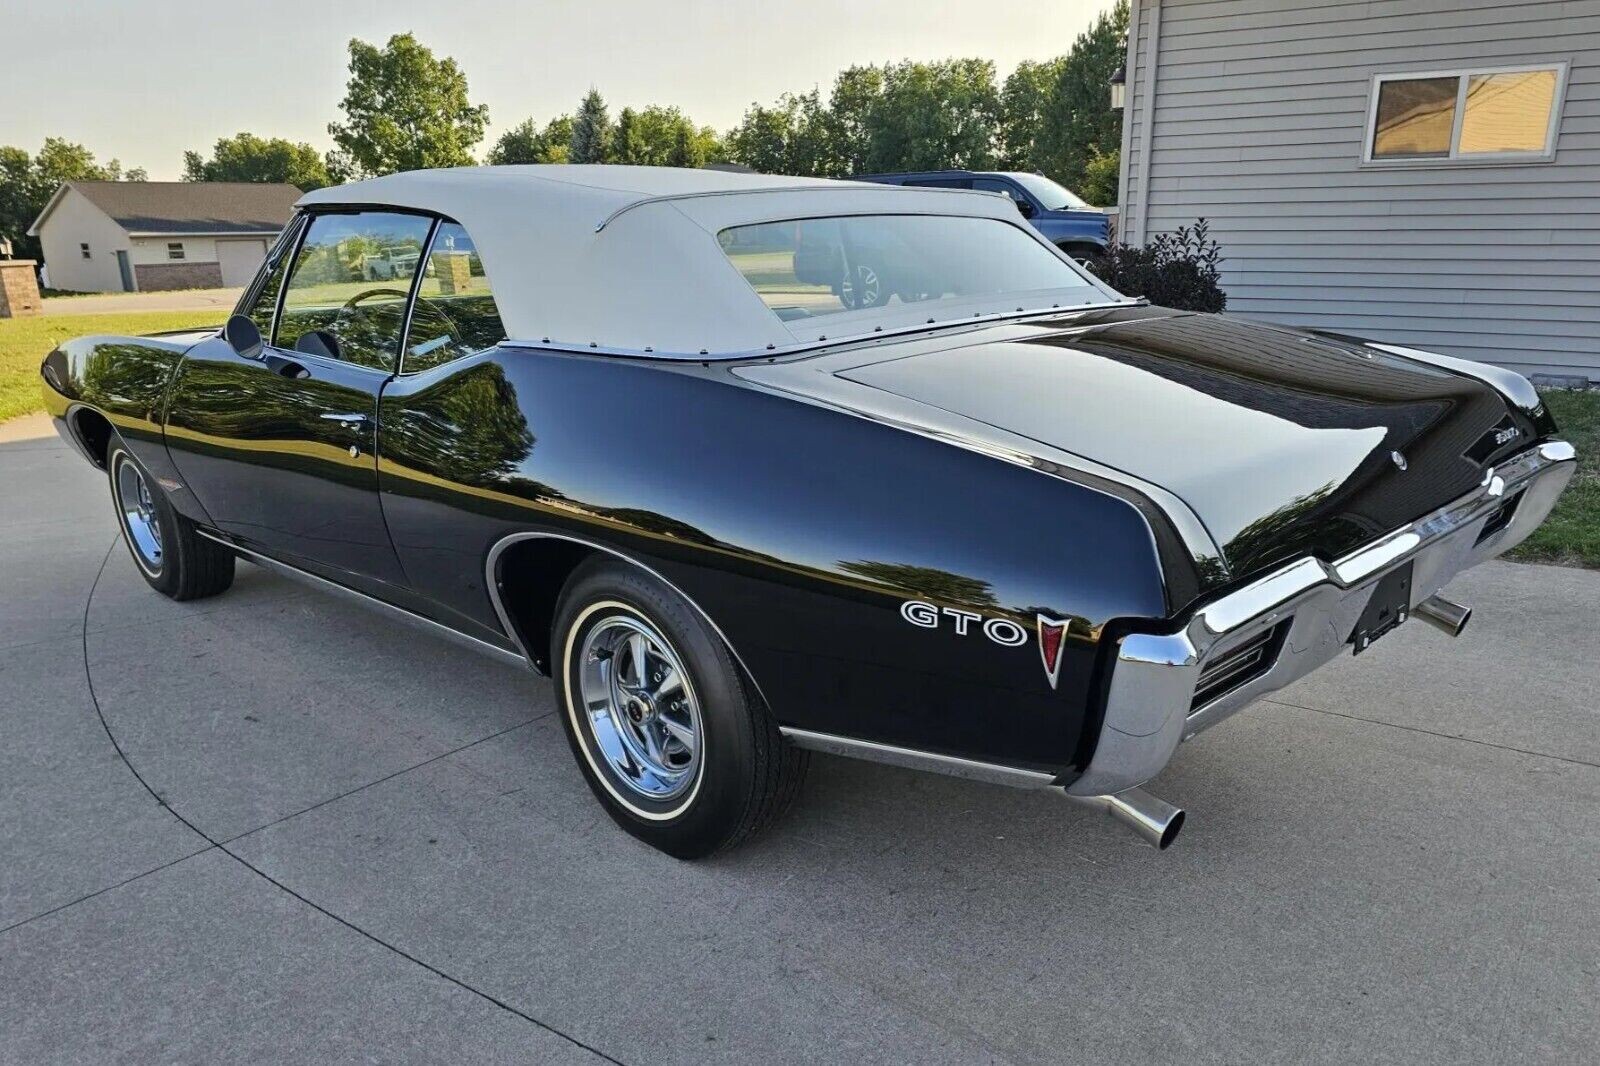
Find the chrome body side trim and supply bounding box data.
[1067,439,1577,797]
[482,531,770,707]
[197,530,529,671]
[778,728,1058,788]
[499,298,1145,364]
[592,182,1010,232]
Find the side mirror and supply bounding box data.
[1015,199,1036,219]
[223,314,264,360]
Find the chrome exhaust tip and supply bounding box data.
[1061,786,1186,850]
[1414,595,1471,638]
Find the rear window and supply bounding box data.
[717,214,1093,323]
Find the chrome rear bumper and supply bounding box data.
[1067,440,1577,797]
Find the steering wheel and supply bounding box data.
[334,286,412,328]
[333,287,461,355]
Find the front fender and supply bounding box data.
[40,333,212,522]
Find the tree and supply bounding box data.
[863,59,1002,173]
[486,116,574,165]
[1079,145,1120,206]
[569,90,611,164]
[0,138,144,261]
[667,123,696,168]
[1035,1,1128,192]
[724,90,834,176]
[725,99,798,175]
[182,132,331,189]
[610,106,639,164]
[825,65,885,176]
[327,33,489,177]
[999,58,1066,170]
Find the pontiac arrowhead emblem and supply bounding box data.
[1390,450,1408,471]
[1037,615,1069,690]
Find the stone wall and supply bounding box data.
[132,261,224,292]
[0,260,42,317]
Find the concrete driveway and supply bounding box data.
[3,419,1597,1064]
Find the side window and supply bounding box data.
[402,221,506,374]
[276,211,434,372]
[908,177,971,189]
[244,223,298,338]
[973,178,1028,208]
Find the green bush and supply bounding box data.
[1091,218,1226,313]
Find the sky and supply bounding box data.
[2,0,1112,179]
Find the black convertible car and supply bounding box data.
[41,166,1575,856]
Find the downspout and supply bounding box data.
[1134,0,1162,245]
[1114,0,1141,236]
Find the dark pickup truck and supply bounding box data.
[856,170,1109,262]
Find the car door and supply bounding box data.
[164,209,436,593]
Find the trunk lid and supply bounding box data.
[754,310,1530,583]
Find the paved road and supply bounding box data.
[40,287,244,316]
[2,421,1597,1064]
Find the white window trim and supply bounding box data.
[166,242,185,260]
[1361,61,1570,167]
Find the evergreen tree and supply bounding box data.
[570,90,612,164]
[610,107,638,164]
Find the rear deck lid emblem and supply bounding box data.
[1038,615,1069,690]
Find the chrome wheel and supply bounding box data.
[115,456,163,573]
[842,263,881,309]
[577,613,702,802]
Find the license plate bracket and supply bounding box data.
[1350,561,1414,655]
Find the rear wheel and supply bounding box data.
[552,557,807,858]
[107,440,234,601]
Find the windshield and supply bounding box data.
[718,214,1102,324]
[1005,173,1092,211]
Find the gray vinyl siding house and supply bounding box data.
[1117,0,1600,383]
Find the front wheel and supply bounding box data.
[552,557,807,858]
[107,440,234,600]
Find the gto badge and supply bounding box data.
[900,600,1072,688]
[900,600,1027,647]
[1494,425,1521,446]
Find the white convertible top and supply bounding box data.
[297,165,1117,357]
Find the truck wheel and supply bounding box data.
[106,440,234,601]
[1061,243,1104,269]
[552,557,808,858]
[841,262,888,309]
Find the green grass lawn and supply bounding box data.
[1506,389,1600,569]
[0,310,221,423]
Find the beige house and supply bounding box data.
[28,181,299,293]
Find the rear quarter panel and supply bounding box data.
[377,346,1170,774]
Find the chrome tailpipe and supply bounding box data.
[1414,595,1471,638]
[1060,786,1186,850]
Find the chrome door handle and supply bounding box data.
[319,412,369,428]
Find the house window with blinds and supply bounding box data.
[1365,64,1568,164]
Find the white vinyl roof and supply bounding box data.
[297,165,1119,357]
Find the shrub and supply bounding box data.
[1091,218,1226,313]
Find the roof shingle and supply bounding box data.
[62,181,300,234]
